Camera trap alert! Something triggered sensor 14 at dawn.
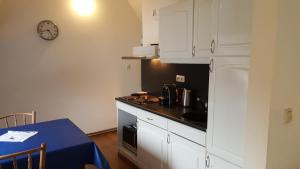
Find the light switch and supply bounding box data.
[127,64,131,70]
[284,108,293,124]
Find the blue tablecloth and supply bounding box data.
[0,119,110,169]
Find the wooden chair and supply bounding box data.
[0,111,36,128]
[0,143,46,169]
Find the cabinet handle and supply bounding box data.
[146,117,153,121]
[210,40,215,54]
[192,45,196,56]
[206,155,210,168]
[209,59,214,73]
[167,134,170,144]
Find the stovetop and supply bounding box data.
[121,95,160,105]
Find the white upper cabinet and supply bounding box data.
[159,0,252,62]
[193,0,215,58]
[213,0,252,56]
[207,57,249,167]
[206,154,242,169]
[159,0,194,59]
[168,133,206,169]
[137,119,168,169]
[142,0,179,45]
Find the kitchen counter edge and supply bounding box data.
[115,98,207,132]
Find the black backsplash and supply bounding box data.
[141,60,209,111]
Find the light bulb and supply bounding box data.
[71,0,96,16]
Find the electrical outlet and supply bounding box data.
[176,75,185,83]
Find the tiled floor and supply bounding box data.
[87,131,139,169]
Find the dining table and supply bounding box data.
[0,118,111,169]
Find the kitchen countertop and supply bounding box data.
[115,97,207,132]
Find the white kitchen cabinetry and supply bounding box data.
[193,0,216,58]
[159,0,252,62]
[168,132,206,169]
[213,0,252,56]
[143,0,179,45]
[117,101,207,169]
[159,0,194,59]
[207,57,249,167]
[206,154,242,169]
[137,119,168,169]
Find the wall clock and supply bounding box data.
[37,20,59,40]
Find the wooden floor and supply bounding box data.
[89,131,139,169]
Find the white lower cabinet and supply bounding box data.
[137,119,168,169]
[206,154,242,169]
[168,133,206,169]
[137,118,206,169]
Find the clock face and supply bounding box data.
[37,20,59,40]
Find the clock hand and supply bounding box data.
[47,30,54,38]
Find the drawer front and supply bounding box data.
[138,109,168,130]
[116,101,140,116]
[168,120,206,146]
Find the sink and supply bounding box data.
[182,112,207,123]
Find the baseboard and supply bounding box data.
[87,128,117,137]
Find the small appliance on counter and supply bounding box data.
[160,84,177,107]
[182,88,192,107]
[122,124,137,154]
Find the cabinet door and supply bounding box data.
[214,0,252,56]
[207,58,249,167]
[168,133,206,169]
[193,0,216,57]
[159,0,194,59]
[142,0,179,45]
[137,119,168,169]
[207,154,242,169]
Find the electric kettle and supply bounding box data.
[182,88,192,107]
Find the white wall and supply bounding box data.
[266,0,300,169]
[246,0,300,168]
[128,0,142,21]
[0,0,142,133]
[245,0,279,168]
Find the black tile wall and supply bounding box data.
[141,59,209,111]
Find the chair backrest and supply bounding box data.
[0,143,46,169]
[0,111,36,128]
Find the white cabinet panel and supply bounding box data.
[138,109,168,130]
[193,0,216,57]
[214,0,252,56]
[207,58,249,167]
[143,0,178,45]
[159,0,194,58]
[168,120,206,146]
[207,154,242,169]
[159,0,252,63]
[168,133,206,169]
[137,119,168,169]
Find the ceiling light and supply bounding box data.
[71,0,96,16]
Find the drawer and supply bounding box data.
[168,120,206,146]
[137,109,168,130]
[116,101,139,116]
